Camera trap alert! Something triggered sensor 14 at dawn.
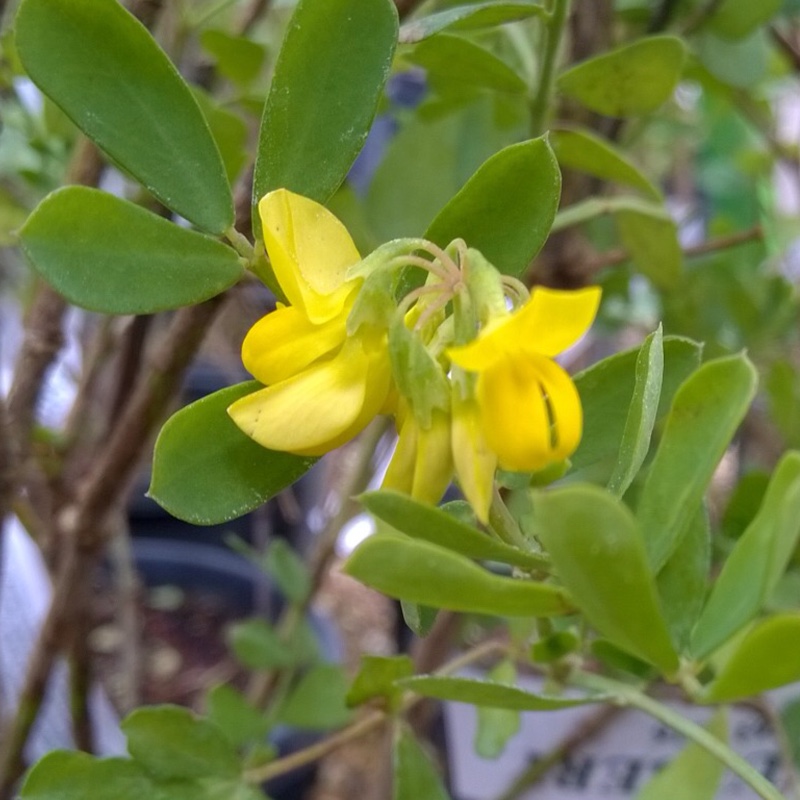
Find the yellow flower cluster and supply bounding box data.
[229,189,601,521]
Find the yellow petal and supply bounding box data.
[382,414,417,496]
[259,189,361,324]
[411,409,453,505]
[448,286,601,370]
[476,355,554,472]
[241,305,348,385]
[532,354,583,462]
[451,394,496,523]
[228,336,390,456]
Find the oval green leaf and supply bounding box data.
[398,675,606,711]
[121,705,240,780]
[253,0,398,217]
[636,353,758,571]
[149,382,316,525]
[615,201,682,289]
[703,614,800,703]
[343,534,572,617]
[691,452,800,659]
[19,187,244,314]
[557,35,687,117]
[359,490,547,570]
[15,0,232,233]
[425,137,561,277]
[551,127,662,200]
[400,2,547,43]
[707,0,782,40]
[394,725,451,800]
[407,35,527,95]
[535,484,679,674]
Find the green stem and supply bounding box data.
[225,225,255,261]
[529,0,570,136]
[572,672,786,800]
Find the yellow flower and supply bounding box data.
[448,286,601,473]
[228,189,391,456]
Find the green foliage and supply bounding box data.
[393,725,451,800]
[347,654,415,707]
[20,187,244,313]
[274,664,352,730]
[149,383,316,525]
[15,0,233,233]
[253,0,398,217]
[474,660,520,758]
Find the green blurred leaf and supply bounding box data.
[400,600,439,638]
[227,619,296,670]
[360,490,546,570]
[21,752,158,800]
[656,506,710,652]
[693,30,768,89]
[721,470,770,539]
[407,35,527,95]
[557,35,687,117]
[636,353,758,571]
[551,127,662,200]
[703,614,800,702]
[475,661,520,758]
[399,675,606,710]
[399,2,546,43]
[635,710,727,800]
[0,186,28,245]
[571,336,702,478]
[253,0,397,217]
[20,187,243,313]
[122,705,239,780]
[193,89,249,185]
[394,725,451,800]
[691,452,800,659]
[264,539,311,605]
[766,360,800,448]
[781,698,800,769]
[425,137,560,277]
[615,202,682,289]
[275,664,352,730]
[344,534,572,616]
[608,325,664,496]
[149,382,316,525]
[15,0,232,233]
[535,484,679,673]
[706,0,782,39]
[206,684,269,747]
[347,654,415,707]
[200,29,265,86]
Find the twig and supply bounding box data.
[587,225,763,273]
[495,704,622,800]
[530,0,571,137]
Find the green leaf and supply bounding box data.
[656,506,710,652]
[347,654,415,707]
[393,725,451,800]
[615,202,683,289]
[15,0,232,233]
[691,452,800,659]
[21,752,158,800]
[264,539,311,605]
[571,336,702,478]
[707,0,783,39]
[275,664,352,730]
[343,534,572,617]
[399,2,547,43]
[20,187,243,314]
[400,600,439,638]
[206,684,269,747]
[227,619,296,670]
[693,30,769,89]
[636,710,727,800]
[535,484,679,673]
[398,675,606,710]
[360,490,546,570]
[474,661,520,758]
[557,35,687,117]
[782,699,800,769]
[425,137,561,277]
[253,0,397,216]
[703,614,800,702]
[200,29,265,86]
[121,705,239,780]
[608,325,664,496]
[193,89,249,185]
[636,353,758,571]
[551,127,662,200]
[149,382,316,525]
[407,35,527,95]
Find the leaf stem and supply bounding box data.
[571,672,786,800]
[225,225,255,261]
[529,0,570,136]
